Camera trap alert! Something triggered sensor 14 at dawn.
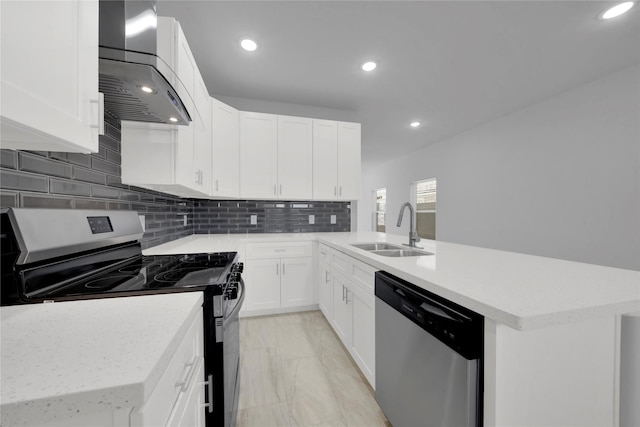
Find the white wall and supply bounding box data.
[359,64,640,271]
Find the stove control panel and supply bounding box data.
[87,216,114,234]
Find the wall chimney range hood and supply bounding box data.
[99,0,191,125]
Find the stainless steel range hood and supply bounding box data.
[99,0,191,125]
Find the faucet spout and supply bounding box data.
[396,202,422,248]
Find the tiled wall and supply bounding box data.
[0,120,193,249]
[0,119,351,248]
[193,200,350,234]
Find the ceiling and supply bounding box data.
[156,1,640,167]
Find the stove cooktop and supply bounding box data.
[23,252,237,300]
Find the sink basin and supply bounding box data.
[371,249,433,257]
[351,242,404,251]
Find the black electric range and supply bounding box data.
[0,208,244,427]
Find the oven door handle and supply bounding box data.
[224,279,245,321]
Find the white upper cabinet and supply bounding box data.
[240,112,278,198]
[337,122,361,200]
[313,120,361,200]
[240,113,316,200]
[277,115,313,199]
[120,17,209,197]
[193,75,211,195]
[0,0,101,153]
[312,120,339,199]
[210,98,240,198]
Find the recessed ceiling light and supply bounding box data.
[140,86,154,93]
[362,61,377,72]
[410,121,421,128]
[600,1,635,19]
[240,38,258,52]
[169,117,179,122]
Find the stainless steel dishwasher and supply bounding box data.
[375,271,484,427]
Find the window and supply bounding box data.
[373,188,386,232]
[412,178,436,240]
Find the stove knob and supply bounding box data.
[230,272,241,282]
[233,262,244,273]
[226,282,238,299]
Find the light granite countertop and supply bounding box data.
[145,232,640,330]
[0,292,203,427]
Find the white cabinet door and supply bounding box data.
[277,115,313,199]
[166,361,205,427]
[193,75,211,194]
[172,20,198,190]
[281,257,313,308]
[240,112,278,198]
[312,119,339,199]
[211,98,240,197]
[0,0,100,153]
[318,261,333,320]
[331,272,351,346]
[350,284,376,388]
[175,22,197,116]
[243,258,281,311]
[337,121,361,200]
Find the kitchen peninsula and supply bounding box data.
[144,231,640,426]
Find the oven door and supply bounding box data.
[222,279,244,427]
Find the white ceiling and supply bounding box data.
[157,1,640,167]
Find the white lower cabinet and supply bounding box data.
[241,242,315,316]
[131,309,205,427]
[349,282,376,385]
[318,243,376,388]
[331,271,352,345]
[318,260,332,319]
[243,258,282,311]
[281,257,314,307]
[166,360,205,427]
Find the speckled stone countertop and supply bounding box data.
[0,292,203,427]
[145,232,640,330]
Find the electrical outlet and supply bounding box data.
[138,215,146,232]
[309,215,315,225]
[330,215,336,224]
[250,214,257,225]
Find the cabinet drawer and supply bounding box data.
[246,241,312,259]
[350,258,376,293]
[318,243,331,264]
[331,249,349,276]
[131,309,204,427]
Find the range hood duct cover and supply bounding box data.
[98,0,191,125]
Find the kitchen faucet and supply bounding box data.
[396,202,422,248]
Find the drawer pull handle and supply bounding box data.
[175,357,197,392]
[202,374,214,413]
[274,249,287,252]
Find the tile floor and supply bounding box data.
[237,310,390,427]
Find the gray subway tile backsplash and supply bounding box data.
[0,150,17,169]
[0,117,350,249]
[0,169,49,192]
[18,152,72,178]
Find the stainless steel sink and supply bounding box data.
[351,242,433,257]
[351,243,404,251]
[371,249,433,257]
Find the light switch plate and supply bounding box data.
[309,215,315,225]
[138,215,146,232]
[330,215,336,224]
[250,214,257,225]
